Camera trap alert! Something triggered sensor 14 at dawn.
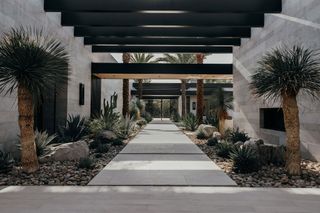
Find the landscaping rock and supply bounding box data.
[212,131,222,140]
[197,124,218,138]
[39,141,89,163]
[98,130,118,141]
[234,141,244,148]
[243,140,258,149]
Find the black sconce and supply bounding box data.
[79,83,85,105]
[192,102,196,110]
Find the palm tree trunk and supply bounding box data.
[18,85,39,173]
[282,93,301,175]
[218,116,225,136]
[196,79,204,125]
[138,79,143,99]
[181,79,186,117]
[122,53,131,116]
[122,79,129,116]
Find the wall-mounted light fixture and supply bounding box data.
[79,83,85,106]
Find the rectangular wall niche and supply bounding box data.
[260,108,285,132]
[79,83,85,106]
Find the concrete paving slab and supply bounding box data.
[121,143,203,154]
[0,186,319,213]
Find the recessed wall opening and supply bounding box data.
[260,108,285,132]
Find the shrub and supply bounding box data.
[227,127,250,143]
[183,113,198,131]
[205,112,218,127]
[230,146,261,173]
[78,157,95,169]
[58,115,88,143]
[95,153,103,158]
[196,129,207,140]
[0,150,14,173]
[88,118,105,136]
[112,138,124,146]
[34,130,56,156]
[117,115,135,139]
[95,143,109,154]
[89,139,101,150]
[207,138,218,146]
[171,111,181,122]
[142,112,153,123]
[100,100,120,131]
[216,142,234,158]
[136,119,147,127]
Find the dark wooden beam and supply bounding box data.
[45,0,282,13]
[92,63,233,75]
[85,37,241,46]
[92,46,233,53]
[62,12,264,27]
[74,26,251,38]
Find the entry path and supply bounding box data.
[89,119,236,186]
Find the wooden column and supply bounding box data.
[122,53,131,116]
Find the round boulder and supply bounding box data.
[212,131,222,140]
[197,124,218,138]
[98,130,117,141]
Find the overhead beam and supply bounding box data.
[85,37,241,46]
[44,0,282,13]
[75,26,251,38]
[92,46,233,53]
[62,13,264,27]
[92,63,233,80]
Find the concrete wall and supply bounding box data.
[233,0,320,161]
[0,0,120,152]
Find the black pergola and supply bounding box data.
[43,0,282,77]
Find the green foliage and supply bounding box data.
[171,110,181,122]
[183,113,198,131]
[58,115,88,143]
[230,146,261,173]
[95,143,109,154]
[117,115,135,139]
[250,45,320,101]
[100,100,120,131]
[89,139,101,150]
[0,150,14,173]
[130,100,141,120]
[78,157,95,169]
[205,112,218,127]
[0,27,69,103]
[216,142,234,158]
[142,112,153,123]
[34,130,56,156]
[227,127,250,143]
[157,53,197,64]
[207,138,219,147]
[88,118,105,136]
[136,119,147,127]
[196,129,207,140]
[112,138,124,146]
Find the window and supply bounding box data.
[260,108,285,132]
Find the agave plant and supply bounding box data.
[227,127,250,144]
[0,27,69,173]
[58,115,87,142]
[0,150,14,173]
[34,130,56,156]
[230,146,261,174]
[100,100,120,131]
[182,113,199,131]
[250,45,320,175]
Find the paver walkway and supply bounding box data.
[89,119,236,186]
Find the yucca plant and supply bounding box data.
[117,115,135,139]
[34,130,56,156]
[227,127,250,144]
[0,27,69,173]
[0,150,14,173]
[215,142,234,158]
[58,115,87,143]
[230,146,261,174]
[250,45,320,175]
[182,113,199,131]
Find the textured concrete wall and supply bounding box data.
[233,0,320,161]
[0,0,119,151]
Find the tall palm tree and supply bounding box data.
[250,45,320,175]
[0,27,69,173]
[130,53,157,99]
[158,54,196,117]
[196,53,205,124]
[208,88,233,135]
[122,52,131,116]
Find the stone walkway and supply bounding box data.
[89,119,236,186]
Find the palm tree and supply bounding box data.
[130,53,157,99]
[196,53,205,124]
[250,45,320,175]
[158,54,196,117]
[0,27,69,173]
[208,88,233,135]
[122,53,131,116]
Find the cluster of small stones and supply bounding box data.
[0,141,128,186]
[187,134,320,188]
